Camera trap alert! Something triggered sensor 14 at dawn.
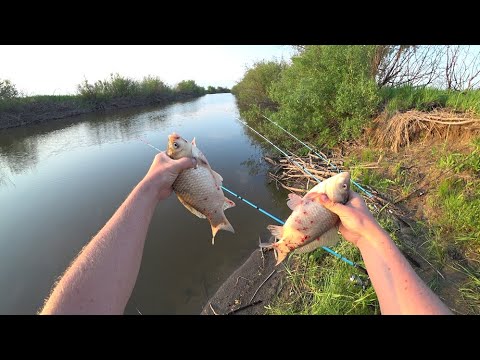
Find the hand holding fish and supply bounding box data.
[314,190,381,246]
[143,152,197,201]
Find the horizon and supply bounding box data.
[0,45,296,96]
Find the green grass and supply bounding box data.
[380,85,480,116]
[266,241,380,315]
[0,94,85,111]
[452,263,480,314]
[428,138,480,245]
[429,178,480,244]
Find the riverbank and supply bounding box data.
[210,114,479,315]
[0,93,202,130]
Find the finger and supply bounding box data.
[314,193,350,217]
[171,156,197,172]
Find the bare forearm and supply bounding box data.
[41,178,158,315]
[357,224,452,315]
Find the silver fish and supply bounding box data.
[262,172,351,265]
[166,133,235,244]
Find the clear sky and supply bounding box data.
[0,45,296,96]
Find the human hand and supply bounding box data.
[312,190,381,246]
[142,152,196,201]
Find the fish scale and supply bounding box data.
[264,172,351,265]
[167,132,235,244]
[173,166,225,224]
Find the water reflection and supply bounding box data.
[0,94,292,314]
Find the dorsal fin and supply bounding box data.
[287,193,303,210]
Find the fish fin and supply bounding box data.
[317,227,341,247]
[177,196,206,219]
[267,225,284,239]
[294,238,324,254]
[259,242,274,249]
[275,246,289,266]
[295,227,340,255]
[211,217,235,245]
[223,198,235,211]
[261,237,289,265]
[287,193,303,210]
[191,139,210,167]
[212,170,223,186]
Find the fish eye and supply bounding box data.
[342,183,348,189]
[173,142,179,149]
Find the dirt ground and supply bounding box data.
[201,249,285,315]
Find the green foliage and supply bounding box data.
[175,80,205,96]
[266,241,379,315]
[438,140,480,174]
[206,86,230,94]
[231,60,286,112]
[380,85,480,116]
[77,73,180,101]
[139,75,172,97]
[268,46,380,147]
[431,178,480,243]
[77,73,140,100]
[0,79,19,100]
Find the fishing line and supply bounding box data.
[234,123,368,274]
[138,136,367,275]
[261,114,373,198]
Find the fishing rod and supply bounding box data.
[237,120,323,184]
[261,114,373,198]
[235,122,368,274]
[138,136,368,275]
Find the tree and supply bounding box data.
[373,45,444,88]
[176,80,205,96]
[0,79,19,100]
[444,45,480,90]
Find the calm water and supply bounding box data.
[0,94,291,314]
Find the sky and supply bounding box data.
[0,45,296,96]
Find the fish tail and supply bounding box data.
[275,247,289,266]
[210,217,235,245]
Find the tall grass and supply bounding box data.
[380,85,480,116]
[77,73,177,101]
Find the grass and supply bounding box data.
[427,138,480,246]
[266,241,380,315]
[267,135,480,315]
[380,85,480,117]
[0,94,85,111]
[453,263,480,314]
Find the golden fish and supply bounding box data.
[167,133,235,244]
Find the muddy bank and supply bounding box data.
[201,249,285,315]
[0,94,201,130]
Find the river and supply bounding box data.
[0,94,291,314]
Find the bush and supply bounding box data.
[77,73,176,101]
[139,76,172,97]
[268,46,380,147]
[231,60,286,112]
[175,80,205,96]
[0,79,19,100]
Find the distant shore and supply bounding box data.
[0,93,203,130]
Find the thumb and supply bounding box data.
[172,156,197,172]
[315,193,349,217]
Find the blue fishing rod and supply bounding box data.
[261,114,373,198]
[235,121,368,274]
[138,136,368,275]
